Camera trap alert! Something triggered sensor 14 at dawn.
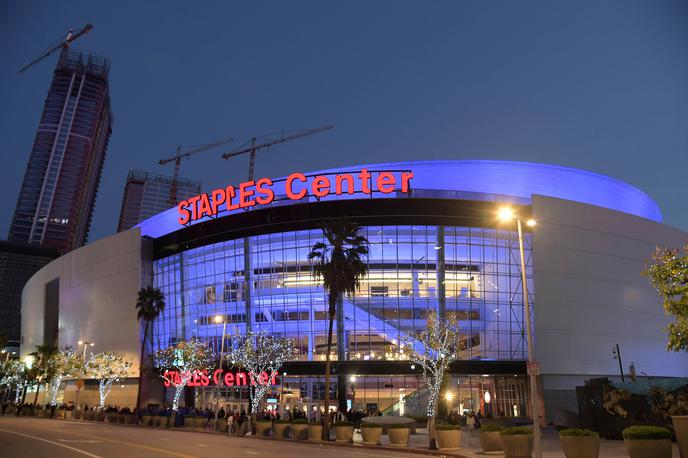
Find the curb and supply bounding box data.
[6,415,471,457]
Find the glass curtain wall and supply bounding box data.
[152,224,534,363]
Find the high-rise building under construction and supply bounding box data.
[8,49,113,254]
[117,169,202,232]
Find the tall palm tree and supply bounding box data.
[29,344,57,406]
[135,286,165,419]
[308,218,368,439]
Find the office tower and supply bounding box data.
[0,241,58,344]
[117,169,202,232]
[8,48,113,254]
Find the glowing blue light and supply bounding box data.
[137,160,662,238]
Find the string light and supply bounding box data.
[226,330,296,415]
[402,308,460,419]
[86,352,133,408]
[153,338,215,410]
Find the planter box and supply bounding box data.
[273,423,291,438]
[388,428,410,447]
[125,414,137,425]
[308,424,323,441]
[105,412,118,423]
[673,416,688,458]
[436,429,462,451]
[142,414,153,426]
[195,417,207,428]
[57,410,67,419]
[500,434,533,458]
[361,426,382,445]
[153,415,166,427]
[97,412,106,422]
[292,423,309,440]
[623,438,671,458]
[214,419,228,433]
[255,421,272,436]
[479,430,502,453]
[335,425,354,443]
[560,436,599,458]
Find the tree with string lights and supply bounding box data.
[226,330,296,424]
[402,308,460,449]
[86,352,134,408]
[644,245,688,352]
[153,338,214,410]
[1,359,28,403]
[48,347,84,406]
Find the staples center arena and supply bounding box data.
[20,160,688,420]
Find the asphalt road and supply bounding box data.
[0,416,430,458]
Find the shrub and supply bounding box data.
[388,423,411,429]
[256,419,272,424]
[560,428,599,438]
[436,424,461,430]
[292,419,308,424]
[274,419,291,424]
[480,423,505,432]
[500,426,533,436]
[361,422,381,428]
[308,421,322,425]
[622,425,671,440]
[334,421,353,427]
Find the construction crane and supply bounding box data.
[19,24,94,74]
[222,125,334,181]
[159,137,234,206]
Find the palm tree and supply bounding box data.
[308,218,368,439]
[29,344,57,406]
[135,286,165,419]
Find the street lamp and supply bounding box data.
[214,315,228,426]
[78,340,95,359]
[75,341,94,418]
[498,207,541,458]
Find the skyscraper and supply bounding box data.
[8,48,113,254]
[117,169,202,232]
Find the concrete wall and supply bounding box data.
[532,195,688,419]
[21,228,149,371]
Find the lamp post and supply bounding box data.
[498,207,542,458]
[213,315,228,427]
[75,341,94,418]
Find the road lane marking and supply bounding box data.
[59,439,102,444]
[3,422,196,458]
[197,443,208,447]
[0,428,103,458]
[245,451,259,455]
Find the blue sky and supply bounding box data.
[1,1,687,241]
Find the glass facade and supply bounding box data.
[152,224,534,363]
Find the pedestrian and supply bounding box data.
[466,412,476,433]
[227,414,234,435]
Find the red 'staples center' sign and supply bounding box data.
[162,369,278,388]
[177,169,414,225]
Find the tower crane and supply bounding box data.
[159,137,234,206]
[19,24,94,74]
[222,125,333,181]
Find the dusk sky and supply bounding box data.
[1,1,687,241]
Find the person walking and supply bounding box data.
[227,414,234,435]
[466,412,476,433]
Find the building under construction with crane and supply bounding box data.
[1,25,110,350]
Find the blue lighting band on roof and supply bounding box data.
[137,160,662,238]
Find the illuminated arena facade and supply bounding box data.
[21,160,688,421]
